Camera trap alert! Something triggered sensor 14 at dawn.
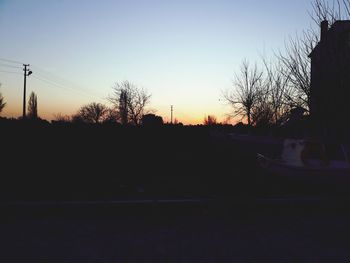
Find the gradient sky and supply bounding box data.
[0,0,314,124]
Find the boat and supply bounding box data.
[257,138,350,177]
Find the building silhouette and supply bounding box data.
[309,20,350,136]
[141,114,163,127]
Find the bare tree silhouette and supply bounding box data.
[277,32,317,112]
[223,60,264,126]
[251,102,274,127]
[0,84,5,114]
[311,0,350,25]
[27,92,38,119]
[250,84,274,127]
[109,81,151,125]
[103,108,119,124]
[262,58,292,125]
[74,102,108,124]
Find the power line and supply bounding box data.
[31,65,104,99]
[32,75,103,101]
[34,73,104,100]
[35,71,95,96]
[0,58,24,65]
[1,58,105,102]
[0,70,22,75]
[31,65,77,86]
[0,63,22,69]
[32,75,87,94]
[0,60,105,99]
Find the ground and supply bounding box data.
[2,123,350,261]
[2,203,350,262]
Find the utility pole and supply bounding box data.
[22,64,32,119]
[171,105,173,124]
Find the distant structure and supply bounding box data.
[141,114,163,127]
[309,20,350,135]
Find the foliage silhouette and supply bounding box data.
[27,91,38,119]
[203,115,217,126]
[0,84,5,114]
[53,113,71,123]
[141,114,163,126]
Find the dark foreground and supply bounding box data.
[2,123,350,261]
[2,123,349,201]
[2,201,350,262]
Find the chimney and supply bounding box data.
[321,20,328,41]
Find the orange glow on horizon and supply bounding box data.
[1,96,233,125]
[1,109,234,125]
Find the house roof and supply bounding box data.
[309,20,350,58]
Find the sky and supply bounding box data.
[0,0,314,124]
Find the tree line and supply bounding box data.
[0,80,154,125]
[54,80,153,125]
[0,83,5,114]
